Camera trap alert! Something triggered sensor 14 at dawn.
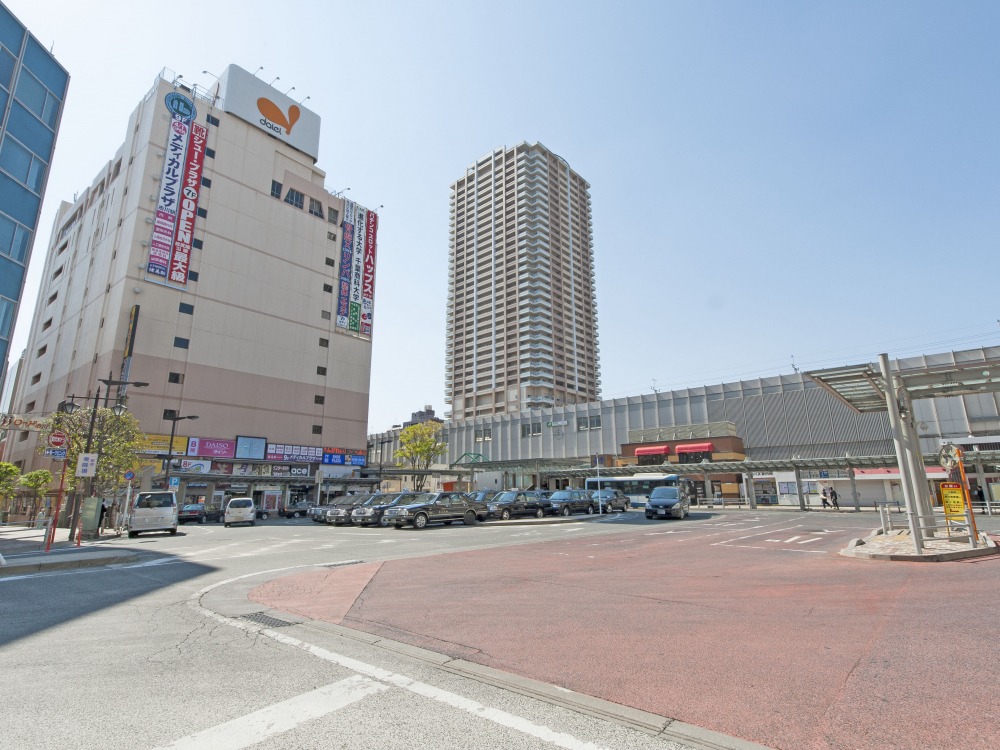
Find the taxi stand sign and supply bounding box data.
[75,453,98,477]
[940,483,966,518]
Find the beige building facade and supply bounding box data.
[7,67,375,478]
[445,142,600,420]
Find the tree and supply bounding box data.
[19,469,53,519]
[38,408,145,497]
[0,462,20,515]
[395,422,447,492]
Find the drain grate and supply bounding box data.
[241,612,294,628]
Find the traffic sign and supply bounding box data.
[123,470,136,481]
[44,448,67,459]
[48,430,67,449]
[75,453,98,477]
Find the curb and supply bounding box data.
[0,550,138,576]
[839,534,998,563]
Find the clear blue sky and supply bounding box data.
[10,0,1000,432]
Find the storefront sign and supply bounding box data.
[252,464,272,476]
[138,434,190,455]
[265,444,323,463]
[235,436,267,460]
[179,460,212,473]
[167,121,208,285]
[0,413,47,431]
[270,464,290,476]
[322,447,367,466]
[941,482,966,517]
[231,463,255,476]
[349,205,366,332]
[361,210,377,335]
[188,438,237,458]
[211,461,233,475]
[335,199,377,338]
[336,201,355,329]
[147,93,196,279]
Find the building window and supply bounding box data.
[179,302,194,315]
[319,338,329,347]
[25,401,35,412]
[521,424,530,438]
[36,345,46,358]
[325,257,335,267]
[201,177,212,188]
[578,418,589,431]
[590,415,602,429]
[163,409,178,420]
[532,423,541,435]
[205,148,215,159]
[51,265,62,280]
[30,373,40,384]
[314,395,325,404]
[46,292,57,306]
[188,270,199,281]
[197,207,207,218]
[321,310,331,320]
[328,208,339,225]
[323,283,333,293]
[317,366,327,376]
[327,231,337,241]
[112,160,122,180]
[312,425,322,435]
[0,136,46,194]
[484,427,492,441]
[309,198,324,219]
[284,188,304,210]
[206,114,220,127]
[41,317,52,331]
[192,238,203,249]
[270,180,282,199]
[17,431,28,442]
[475,429,483,442]
[173,337,189,349]
[168,372,184,384]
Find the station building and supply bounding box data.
[6,65,379,509]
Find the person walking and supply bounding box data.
[830,487,840,510]
[821,487,830,509]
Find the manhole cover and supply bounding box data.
[240,612,293,628]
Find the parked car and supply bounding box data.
[308,505,328,522]
[279,501,314,519]
[465,490,499,507]
[382,492,482,529]
[548,490,598,516]
[351,493,406,527]
[323,498,364,526]
[592,489,630,513]
[128,491,178,538]
[224,497,256,527]
[255,507,270,520]
[486,491,552,520]
[198,505,223,524]
[178,504,203,524]
[644,486,690,520]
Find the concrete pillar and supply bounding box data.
[703,473,711,507]
[878,354,923,553]
[899,400,933,536]
[282,483,290,511]
[745,472,757,509]
[794,466,806,511]
[176,480,187,505]
[206,481,216,509]
[848,467,860,512]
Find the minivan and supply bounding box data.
[224,497,256,527]
[128,492,178,538]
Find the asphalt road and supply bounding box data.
[1,509,708,750]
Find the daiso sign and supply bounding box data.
[188,437,237,459]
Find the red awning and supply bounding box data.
[634,445,670,456]
[674,442,714,454]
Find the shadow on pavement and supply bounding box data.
[0,549,216,648]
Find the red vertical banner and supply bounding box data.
[168,122,208,286]
[361,210,377,336]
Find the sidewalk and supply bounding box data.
[0,547,137,576]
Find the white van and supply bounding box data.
[224,497,256,527]
[128,492,178,538]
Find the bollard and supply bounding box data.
[75,518,83,548]
[965,506,977,549]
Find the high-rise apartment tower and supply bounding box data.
[445,142,600,420]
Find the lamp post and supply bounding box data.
[163,413,199,495]
[58,377,148,542]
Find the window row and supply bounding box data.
[270,180,339,224]
[0,135,45,194]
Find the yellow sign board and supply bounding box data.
[137,434,189,455]
[940,482,966,517]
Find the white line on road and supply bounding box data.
[783,536,801,543]
[188,566,612,750]
[797,537,822,544]
[153,675,387,749]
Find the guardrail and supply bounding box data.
[878,506,979,550]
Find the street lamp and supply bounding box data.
[163,413,199,493]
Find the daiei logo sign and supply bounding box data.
[216,64,320,161]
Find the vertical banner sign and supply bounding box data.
[147,93,196,278]
[336,200,356,330]
[119,305,140,398]
[361,210,377,336]
[168,122,208,285]
[349,206,366,332]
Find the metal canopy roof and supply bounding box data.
[540,450,1000,479]
[806,356,1000,414]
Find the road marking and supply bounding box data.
[188,566,612,750]
[153,675,386,749]
[797,537,822,544]
[783,536,801,543]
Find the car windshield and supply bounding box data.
[228,499,253,508]
[135,493,175,509]
[650,487,679,500]
[594,490,617,498]
[368,494,401,507]
[550,491,572,500]
[335,500,355,507]
[494,492,517,503]
[182,504,202,511]
[399,493,433,505]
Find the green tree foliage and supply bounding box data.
[0,462,20,509]
[395,422,447,492]
[39,409,145,496]
[19,469,53,517]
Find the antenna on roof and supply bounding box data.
[652,379,659,394]
[791,355,799,374]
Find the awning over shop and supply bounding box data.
[675,442,714,454]
[634,445,670,456]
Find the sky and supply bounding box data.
[8,0,1000,433]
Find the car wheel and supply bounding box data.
[198,516,206,524]
[260,513,268,521]
[444,521,453,525]
[586,505,594,515]
[501,509,511,521]
[128,531,138,538]
[561,506,571,517]
[291,511,298,518]
[535,508,544,519]
[379,515,390,527]
[225,523,230,528]
[413,513,428,529]
[645,514,652,520]
[251,520,256,527]
[169,528,177,535]
[464,511,476,526]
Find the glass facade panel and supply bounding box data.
[7,100,52,161]
[0,136,31,183]
[0,296,12,337]
[0,170,38,226]
[15,66,45,115]
[0,255,24,299]
[0,48,14,90]
[23,37,66,98]
[0,5,24,59]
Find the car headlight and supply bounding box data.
[645,503,652,509]
[487,504,497,510]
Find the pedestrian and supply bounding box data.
[821,487,830,508]
[830,487,839,510]
[975,486,985,507]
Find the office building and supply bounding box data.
[445,142,600,420]
[7,65,379,507]
[0,2,68,399]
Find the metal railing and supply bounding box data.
[878,506,980,550]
